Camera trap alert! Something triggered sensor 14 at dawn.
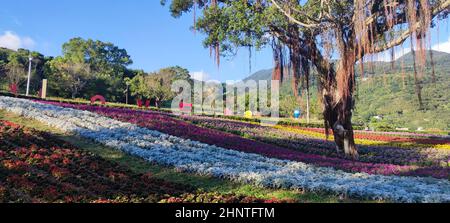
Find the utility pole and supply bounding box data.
[26,55,33,96]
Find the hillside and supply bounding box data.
[243,50,450,130]
[243,68,273,82]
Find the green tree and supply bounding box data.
[4,53,27,87]
[0,48,13,80]
[48,57,92,98]
[129,66,191,108]
[0,48,48,94]
[61,38,133,101]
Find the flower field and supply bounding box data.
[180,115,450,166]
[38,100,450,179]
[1,96,450,202]
[0,119,191,202]
[0,118,290,203]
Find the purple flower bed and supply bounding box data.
[181,115,450,167]
[36,100,450,179]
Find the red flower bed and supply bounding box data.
[0,120,282,203]
[0,120,192,203]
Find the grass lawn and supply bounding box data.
[0,109,377,203]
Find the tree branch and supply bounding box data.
[269,0,320,28]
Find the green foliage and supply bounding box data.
[129,66,191,107]
[47,57,92,98]
[163,0,450,139]
[163,1,278,58]
[354,67,450,131]
[279,95,298,118]
[161,0,195,18]
[0,48,48,94]
[4,53,27,86]
[0,39,193,106]
[62,37,132,68]
[57,38,133,101]
[27,38,135,101]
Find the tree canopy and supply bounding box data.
[47,57,92,99]
[129,66,191,107]
[0,48,48,93]
[47,38,134,100]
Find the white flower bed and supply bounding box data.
[1,96,450,203]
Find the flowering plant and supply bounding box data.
[35,100,450,178]
[0,119,192,203]
[2,96,450,202]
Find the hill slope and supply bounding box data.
[243,50,450,130]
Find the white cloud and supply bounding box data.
[432,36,450,53]
[190,70,210,81]
[0,31,35,51]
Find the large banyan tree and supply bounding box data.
[161,0,450,158]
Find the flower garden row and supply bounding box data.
[38,100,450,179]
[276,126,450,150]
[2,97,450,202]
[291,127,450,144]
[180,115,450,167]
[0,119,280,203]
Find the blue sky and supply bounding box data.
[0,0,273,81]
[0,0,449,81]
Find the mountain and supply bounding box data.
[242,50,450,130]
[243,68,273,82]
[396,50,450,65]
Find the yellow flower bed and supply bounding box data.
[275,125,450,150]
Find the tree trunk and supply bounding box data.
[332,107,358,158]
[305,39,359,158]
[323,92,358,159]
[321,60,359,159]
